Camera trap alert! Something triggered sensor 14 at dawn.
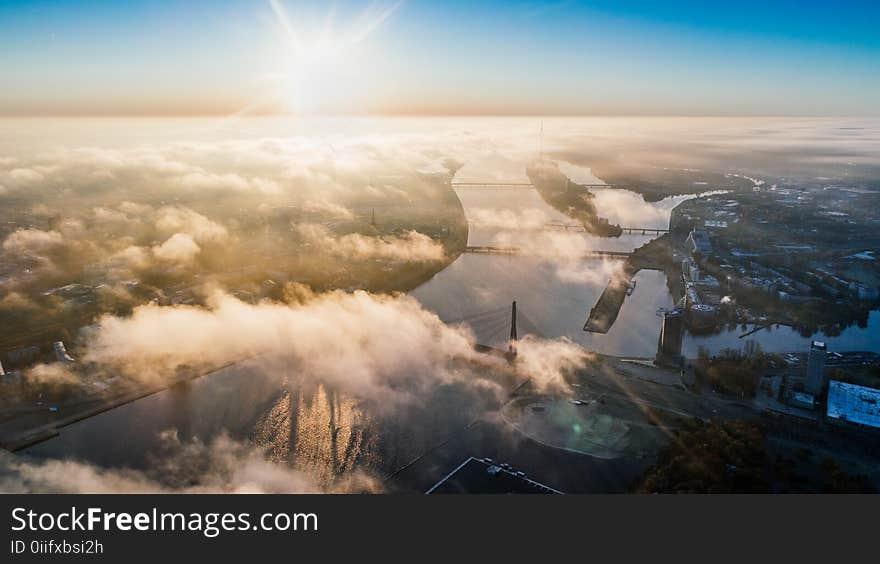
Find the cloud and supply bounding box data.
[152,233,201,264]
[0,292,42,315]
[24,363,79,387]
[7,167,46,186]
[0,200,239,293]
[553,259,626,285]
[0,286,589,494]
[301,199,354,219]
[296,223,445,262]
[109,245,152,271]
[154,206,228,244]
[85,290,472,394]
[491,229,595,259]
[1,229,64,255]
[91,203,229,245]
[83,289,581,397]
[118,201,153,215]
[0,432,382,494]
[468,207,552,230]
[0,229,72,286]
[175,171,282,195]
[513,336,589,389]
[590,188,690,229]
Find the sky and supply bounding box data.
[1,0,879,116]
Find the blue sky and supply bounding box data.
[1,0,878,115]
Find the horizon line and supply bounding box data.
[1,112,877,119]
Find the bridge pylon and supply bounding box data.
[508,301,518,357]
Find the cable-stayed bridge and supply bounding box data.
[443,301,544,358]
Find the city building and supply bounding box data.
[426,457,562,494]
[686,229,713,257]
[784,390,816,410]
[682,258,719,288]
[805,341,827,395]
[53,341,75,364]
[687,303,717,330]
[855,284,879,301]
[826,380,880,431]
[658,310,683,363]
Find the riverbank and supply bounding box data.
[0,363,236,452]
[526,160,623,237]
[584,234,680,334]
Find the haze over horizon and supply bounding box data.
[2,0,879,117]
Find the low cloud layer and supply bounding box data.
[86,289,583,399]
[491,229,602,259]
[468,207,553,230]
[0,432,382,494]
[553,259,626,286]
[591,188,695,230]
[296,224,445,262]
[1,289,589,493]
[151,232,202,264]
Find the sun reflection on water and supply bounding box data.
[252,382,377,487]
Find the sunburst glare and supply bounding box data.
[263,0,402,114]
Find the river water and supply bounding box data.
[683,311,880,357]
[413,159,686,357]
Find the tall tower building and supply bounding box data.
[806,341,827,395]
[658,310,683,362]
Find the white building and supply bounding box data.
[827,381,880,430]
[53,341,75,364]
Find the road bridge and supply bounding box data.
[451,182,534,188]
[452,182,628,189]
[464,246,632,259]
[468,220,669,235]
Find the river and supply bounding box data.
[414,159,687,357]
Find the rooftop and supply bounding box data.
[687,229,713,255]
[826,380,880,430]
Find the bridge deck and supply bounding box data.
[464,246,631,258]
[467,220,668,234]
[451,182,534,187]
[452,182,627,189]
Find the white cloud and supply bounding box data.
[296,223,445,262]
[1,229,64,255]
[0,432,382,494]
[155,206,228,243]
[152,233,201,264]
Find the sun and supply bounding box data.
[263,0,402,115]
[279,43,348,115]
